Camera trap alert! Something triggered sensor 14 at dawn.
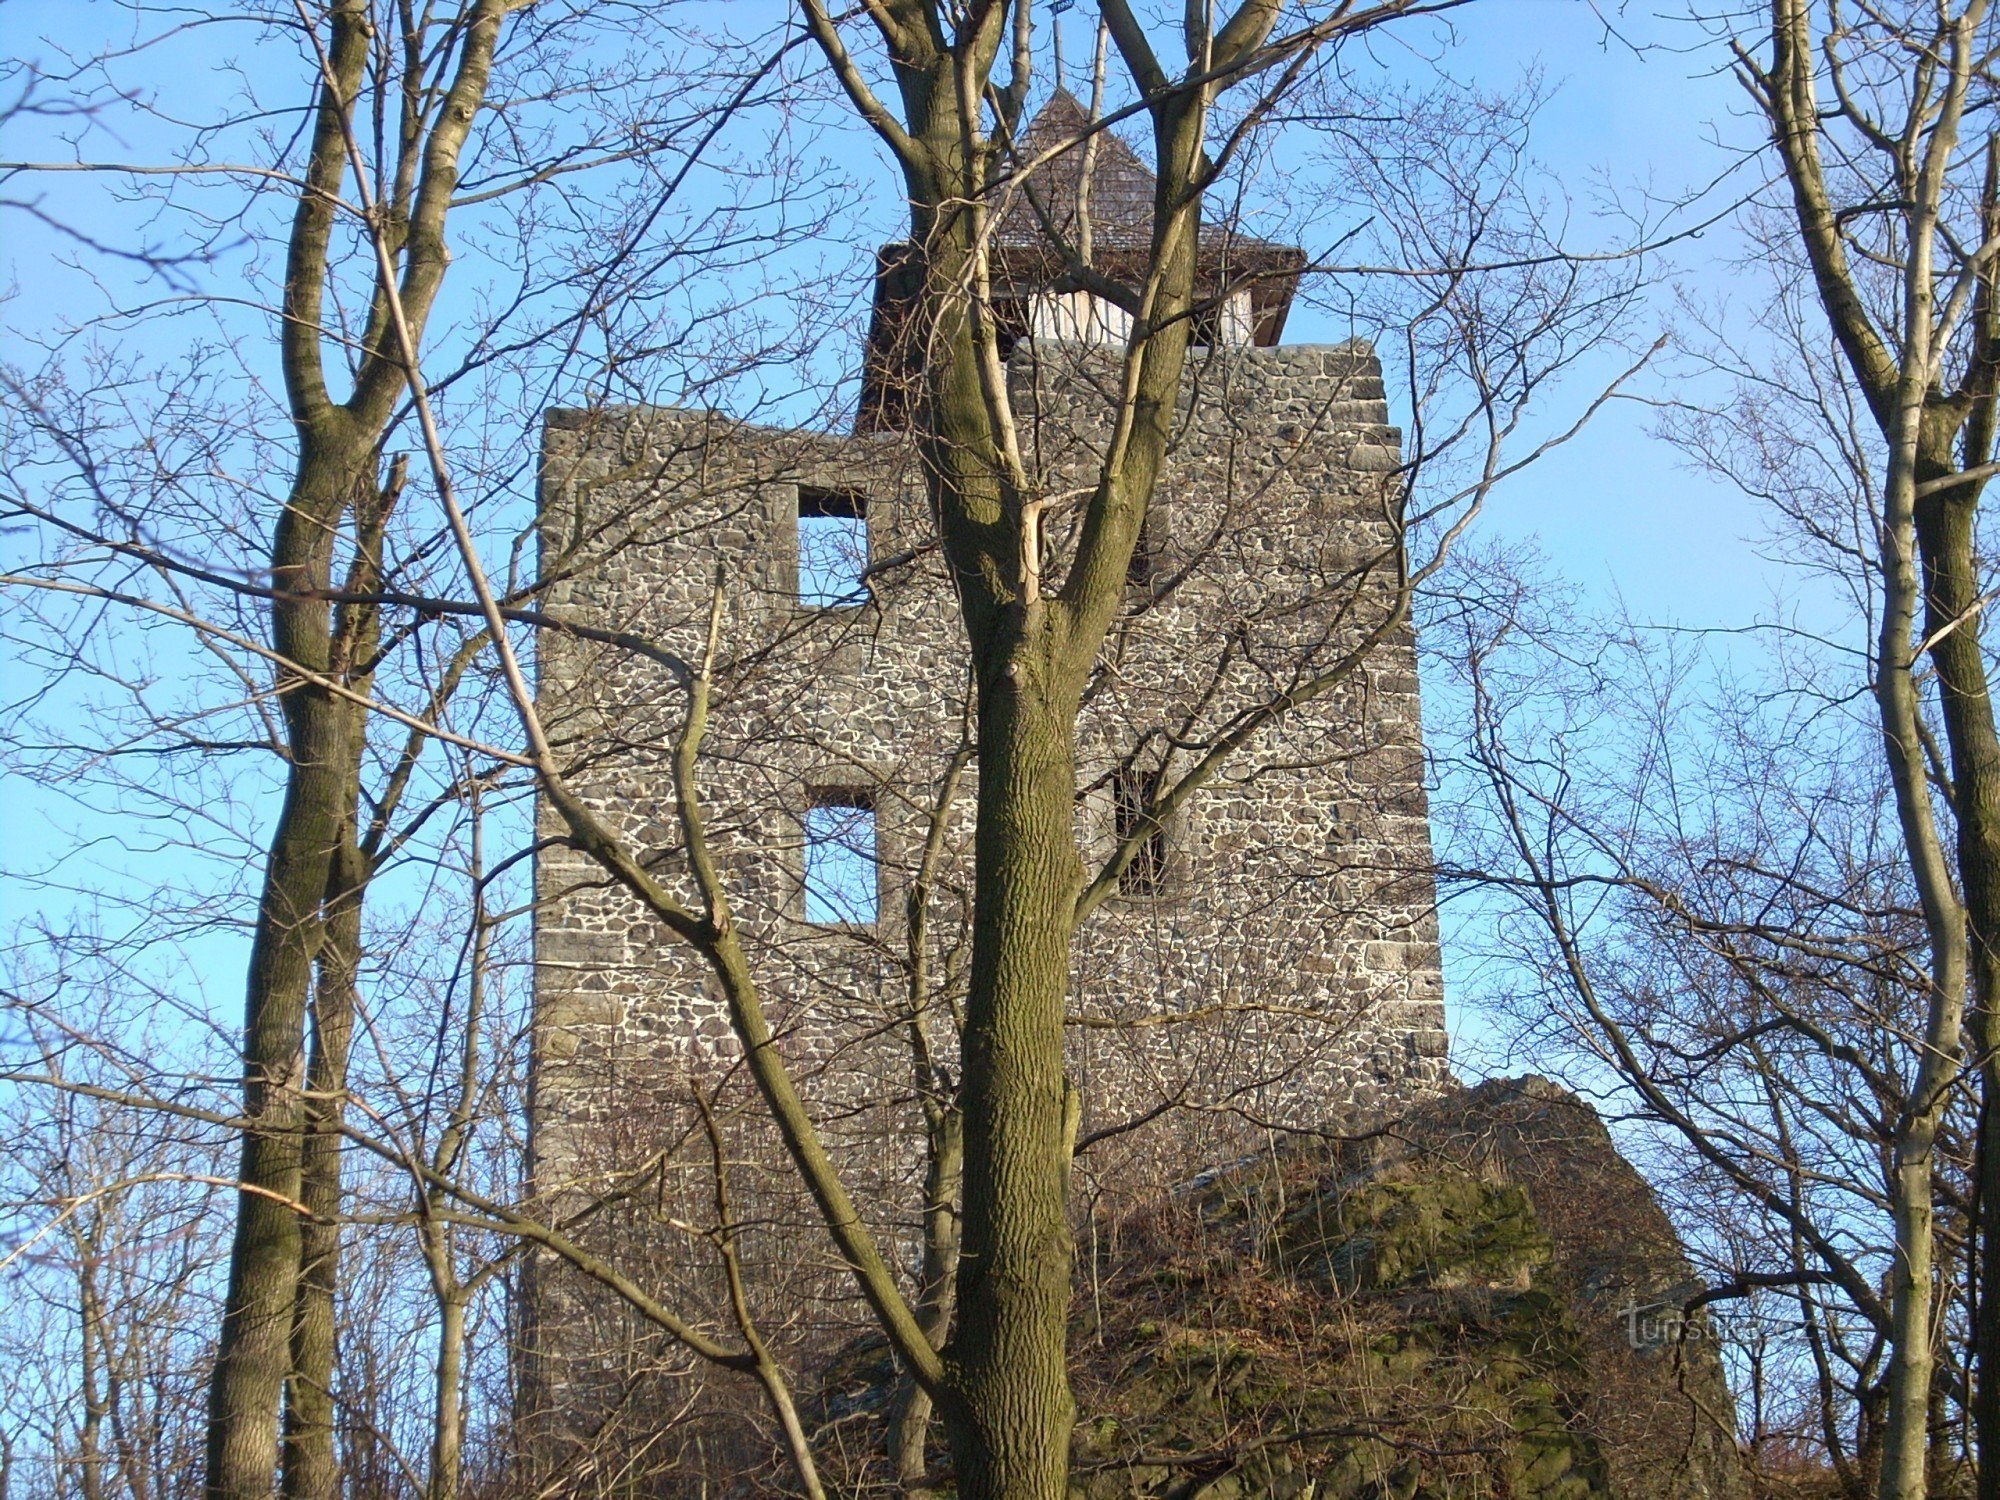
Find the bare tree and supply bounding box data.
[0,3,1649,1495]
[1436,558,1977,1493]
[0,971,227,1500]
[1438,4,2000,1494]
[2,2,843,1495]
[1723,5,2000,1490]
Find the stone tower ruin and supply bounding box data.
[524,92,1449,1470]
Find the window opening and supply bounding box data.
[804,791,879,924]
[798,487,870,606]
[991,296,1029,359]
[1027,290,1131,345]
[1189,289,1252,348]
[1113,768,1167,896]
[1127,518,1156,590]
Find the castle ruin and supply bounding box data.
[524,92,1449,1474]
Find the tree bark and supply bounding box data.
[205,2,502,1491]
[204,8,373,1490]
[882,38,1205,1494]
[1868,383,1962,1500]
[892,1106,961,1489]
[282,825,363,1500]
[1912,434,2000,1498]
[891,743,969,1490]
[206,432,371,1500]
[76,1217,107,1500]
[430,1289,467,1500]
[282,439,393,1500]
[939,662,1084,1500]
[1979,1084,2000,1497]
[1751,6,1983,1490]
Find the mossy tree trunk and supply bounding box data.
[279,830,362,1500]
[204,5,506,1496]
[1748,4,1997,1493]
[283,445,395,1500]
[800,6,1275,1493]
[1912,420,2000,1498]
[281,639,383,1498]
[207,406,380,1500]
[940,667,1088,1499]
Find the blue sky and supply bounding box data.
[1428,5,1774,629]
[0,0,1793,1072]
[1,0,1773,626]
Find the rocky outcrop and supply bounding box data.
[1381,1077,1745,1500]
[817,1077,1743,1499]
[1061,1076,1744,1500]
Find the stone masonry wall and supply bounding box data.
[522,339,1449,1471]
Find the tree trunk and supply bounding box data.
[206,434,370,1500]
[1871,410,1964,1499]
[940,660,1082,1500]
[430,1287,466,1500]
[901,80,1200,1500]
[204,4,374,1489]
[1979,1087,2000,1497]
[1754,8,1977,1488]
[282,822,363,1500]
[77,1222,107,1500]
[1911,440,2000,1496]
[206,0,500,1486]
[1880,1156,1942,1499]
[893,1106,962,1489]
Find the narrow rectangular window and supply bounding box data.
[1126,526,1155,590]
[991,295,1028,359]
[1114,768,1167,896]
[804,791,878,925]
[798,487,869,606]
[1190,301,1219,348]
[1127,502,1167,597]
[1189,288,1252,347]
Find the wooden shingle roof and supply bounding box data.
[993,88,1161,255]
[992,89,1299,268]
[858,91,1305,431]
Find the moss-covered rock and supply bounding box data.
[1065,1080,1743,1500]
[1276,1168,1550,1292]
[1069,1159,1608,1497]
[813,1079,1744,1500]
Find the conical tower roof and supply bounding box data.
[992,89,1296,262]
[857,90,1305,431]
[992,88,1164,254]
